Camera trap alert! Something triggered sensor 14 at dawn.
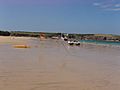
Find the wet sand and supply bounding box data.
[0,37,120,90]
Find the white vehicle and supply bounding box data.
[68,40,74,45]
[68,40,80,46]
[73,40,80,45]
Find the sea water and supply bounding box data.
[80,40,120,46]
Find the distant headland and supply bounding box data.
[0,30,120,42]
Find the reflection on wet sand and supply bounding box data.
[0,38,120,90]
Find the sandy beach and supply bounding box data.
[0,36,120,90]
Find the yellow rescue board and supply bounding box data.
[13,45,30,48]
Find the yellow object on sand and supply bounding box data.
[13,45,30,48]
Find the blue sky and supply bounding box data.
[0,0,120,34]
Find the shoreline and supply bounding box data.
[80,42,120,49]
[0,36,120,49]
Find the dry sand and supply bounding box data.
[0,36,35,45]
[0,37,120,90]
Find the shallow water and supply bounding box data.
[80,40,120,46]
[0,39,120,90]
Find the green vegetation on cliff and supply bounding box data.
[0,30,120,41]
[0,31,10,36]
